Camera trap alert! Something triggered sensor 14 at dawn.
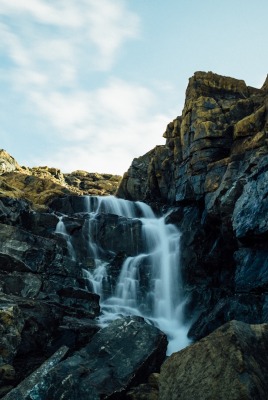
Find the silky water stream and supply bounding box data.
[55,196,190,355]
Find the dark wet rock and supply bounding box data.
[17,316,167,400]
[159,320,268,400]
[232,168,268,241]
[126,373,160,400]
[56,316,99,351]
[0,223,82,280]
[48,195,89,215]
[0,271,42,298]
[57,287,100,317]
[0,292,100,391]
[188,295,263,341]
[0,301,24,365]
[2,346,69,400]
[234,248,268,293]
[91,213,143,256]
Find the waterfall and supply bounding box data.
[56,196,189,355]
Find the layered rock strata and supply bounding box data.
[117,71,268,340]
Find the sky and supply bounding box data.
[0,0,267,175]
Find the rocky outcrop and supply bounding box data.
[117,71,268,341]
[0,151,21,175]
[117,71,266,204]
[159,320,268,400]
[0,151,121,207]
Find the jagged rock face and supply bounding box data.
[117,71,266,204]
[117,71,268,340]
[159,320,268,400]
[0,196,102,396]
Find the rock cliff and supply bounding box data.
[117,71,268,340]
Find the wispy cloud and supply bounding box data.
[0,0,176,174]
[0,0,140,76]
[29,79,173,173]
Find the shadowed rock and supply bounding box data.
[13,316,167,400]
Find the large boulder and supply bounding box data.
[159,320,268,400]
[11,316,167,400]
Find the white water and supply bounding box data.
[58,196,190,354]
[55,216,76,260]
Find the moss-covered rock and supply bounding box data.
[0,152,121,208]
[159,320,268,400]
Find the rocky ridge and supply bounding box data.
[0,149,121,208]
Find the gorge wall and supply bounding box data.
[117,71,268,340]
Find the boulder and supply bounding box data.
[159,320,268,400]
[24,316,167,400]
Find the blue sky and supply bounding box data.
[0,0,267,174]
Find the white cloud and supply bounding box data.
[32,111,170,175]
[27,78,176,174]
[0,0,83,28]
[86,0,140,69]
[0,0,176,175]
[0,0,140,74]
[29,78,169,144]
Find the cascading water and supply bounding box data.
[57,195,190,355]
[55,216,76,261]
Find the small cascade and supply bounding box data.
[55,195,190,354]
[55,216,76,261]
[83,195,155,219]
[99,207,190,354]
